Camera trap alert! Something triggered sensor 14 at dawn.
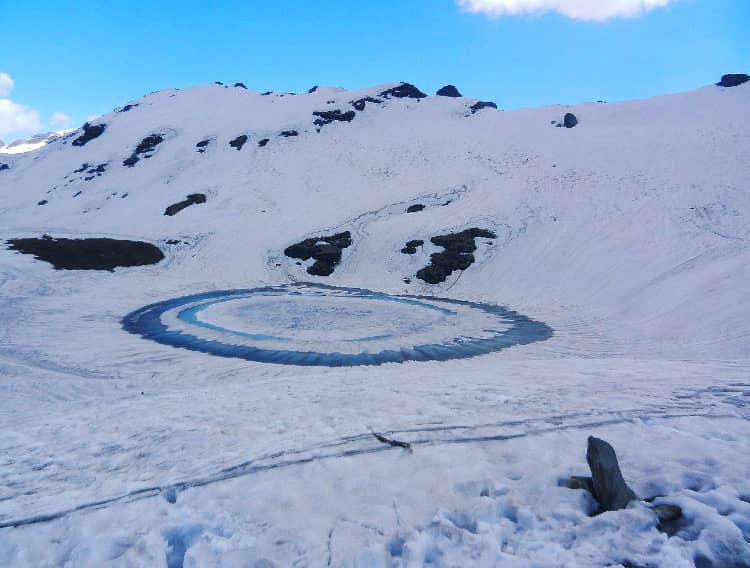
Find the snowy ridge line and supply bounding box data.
[0,409,738,530]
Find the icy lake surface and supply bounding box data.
[122,283,552,366]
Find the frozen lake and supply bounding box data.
[122,283,553,366]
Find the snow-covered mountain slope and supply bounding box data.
[0,128,76,155]
[1,80,749,567]
[2,80,748,357]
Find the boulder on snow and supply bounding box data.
[0,163,9,171]
[234,82,247,89]
[586,436,637,513]
[469,101,497,114]
[164,193,207,216]
[229,134,248,151]
[563,113,578,128]
[436,85,462,97]
[716,74,749,87]
[406,204,425,213]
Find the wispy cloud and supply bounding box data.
[50,111,72,129]
[456,0,677,21]
[0,72,73,140]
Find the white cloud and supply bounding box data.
[0,99,42,138]
[50,111,72,128]
[0,71,73,140]
[0,72,14,97]
[456,0,676,21]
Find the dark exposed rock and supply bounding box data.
[416,228,495,284]
[72,122,107,147]
[73,163,89,173]
[561,476,595,494]
[165,239,182,245]
[37,200,48,206]
[406,204,425,213]
[258,138,270,147]
[196,139,210,153]
[74,162,108,180]
[379,83,427,99]
[350,96,382,111]
[313,109,356,128]
[651,504,682,536]
[261,91,272,96]
[123,134,165,167]
[164,193,207,216]
[469,101,497,114]
[279,130,298,137]
[586,436,637,513]
[0,163,9,171]
[716,73,749,87]
[307,85,319,93]
[401,239,424,254]
[229,134,248,151]
[563,113,578,128]
[118,104,139,112]
[214,81,224,86]
[284,231,352,276]
[436,85,462,97]
[6,237,164,271]
[234,82,247,89]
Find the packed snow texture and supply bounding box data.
[0,79,749,566]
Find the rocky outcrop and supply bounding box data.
[72,122,107,147]
[586,436,638,513]
[469,101,497,114]
[416,228,495,284]
[6,236,164,271]
[436,85,462,97]
[379,83,427,99]
[123,134,165,167]
[284,231,352,276]
[716,74,749,87]
[313,110,356,129]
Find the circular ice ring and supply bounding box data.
[122,283,552,366]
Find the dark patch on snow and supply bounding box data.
[229,134,248,151]
[72,122,107,147]
[164,193,207,216]
[350,96,382,111]
[261,91,272,96]
[284,231,352,276]
[6,237,164,271]
[74,162,108,180]
[716,73,749,87]
[258,138,270,147]
[37,200,48,206]
[214,81,224,86]
[401,239,424,254]
[416,228,495,284]
[118,104,139,112]
[556,112,578,128]
[123,134,164,167]
[469,101,497,114]
[436,85,462,97]
[406,204,425,213]
[196,139,210,153]
[313,109,356,128]
[166,239,182,245]
[0,163,9,171]
[234,82,247,89]
[73,163,89,173]
[279,130,298,137]
[307,85,319,93]
[379,83,427,99]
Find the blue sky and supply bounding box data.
[0,0,747,141]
